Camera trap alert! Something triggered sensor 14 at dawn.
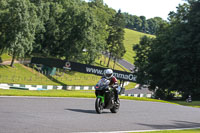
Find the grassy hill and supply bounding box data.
[0,64,101,86]
[0,53,12,62]
[123,28,155,64]
[0,56,121,85]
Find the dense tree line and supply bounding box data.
[133,0,200,100]
[0,0,126,67]
[123,13,167,34]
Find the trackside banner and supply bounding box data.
[31,57,136,82]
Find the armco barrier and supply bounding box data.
[0,83,95,91]
[120,94,152,98]
[0,83,152,98]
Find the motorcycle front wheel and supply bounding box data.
[95,97,103,114]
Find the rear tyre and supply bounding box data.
[95,97,103,114]
[110,99,120,113]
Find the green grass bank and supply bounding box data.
[131,128,200,133]
[123,29,155,63]
[0,61,136,89]
[0,89,171,103]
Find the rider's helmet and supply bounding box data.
[104,69,113,79]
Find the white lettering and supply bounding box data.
[129,74,136,81]
[86,68,136,81]
[86,67,104,75]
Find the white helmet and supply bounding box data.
[104,69,113,79]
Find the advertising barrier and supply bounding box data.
[31,57,136,82]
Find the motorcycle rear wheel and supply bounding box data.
[95,97,103,114]
[110,99,120,113]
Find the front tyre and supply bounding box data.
[95,97,103,114]
[110,99,120,113]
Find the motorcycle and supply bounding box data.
[94,78,120,114]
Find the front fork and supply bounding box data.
[97,95,105,104]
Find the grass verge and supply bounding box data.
[168,101,200,108]
[0,89,96,98]
[131,128,200,133]
[125,82,137,90]
[0,89,173,104]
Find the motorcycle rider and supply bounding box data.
[103,69,119,104]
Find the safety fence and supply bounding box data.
[121,94,152,98]
[0,83,95,91]
[0,83,152,98]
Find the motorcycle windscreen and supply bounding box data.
[95,78,110,90]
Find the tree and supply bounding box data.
[30,0,50,57]
[0,0,9,55]
[32,1,60,57]
[55,0,106,64]
[147,17,166,34]
[5,0,37,67]
[87,0,115,64]
[133,36,154,85]
[31,0,110,64]
[123,12,166,34]
[106,10,126,67]
[140,16,148,32]
[133,0,200,99]
[111,27,126,69]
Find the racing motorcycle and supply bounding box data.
[94,78,120,114]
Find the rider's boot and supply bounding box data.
[114,89,119,105]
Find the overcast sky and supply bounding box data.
[86,0,186,20]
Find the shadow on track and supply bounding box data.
[65,108,110,114]
[65,108,96,114]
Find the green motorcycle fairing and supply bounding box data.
[97,95,105,103]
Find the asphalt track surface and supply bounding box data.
[117,59,135,71]
[0,97,200,133]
